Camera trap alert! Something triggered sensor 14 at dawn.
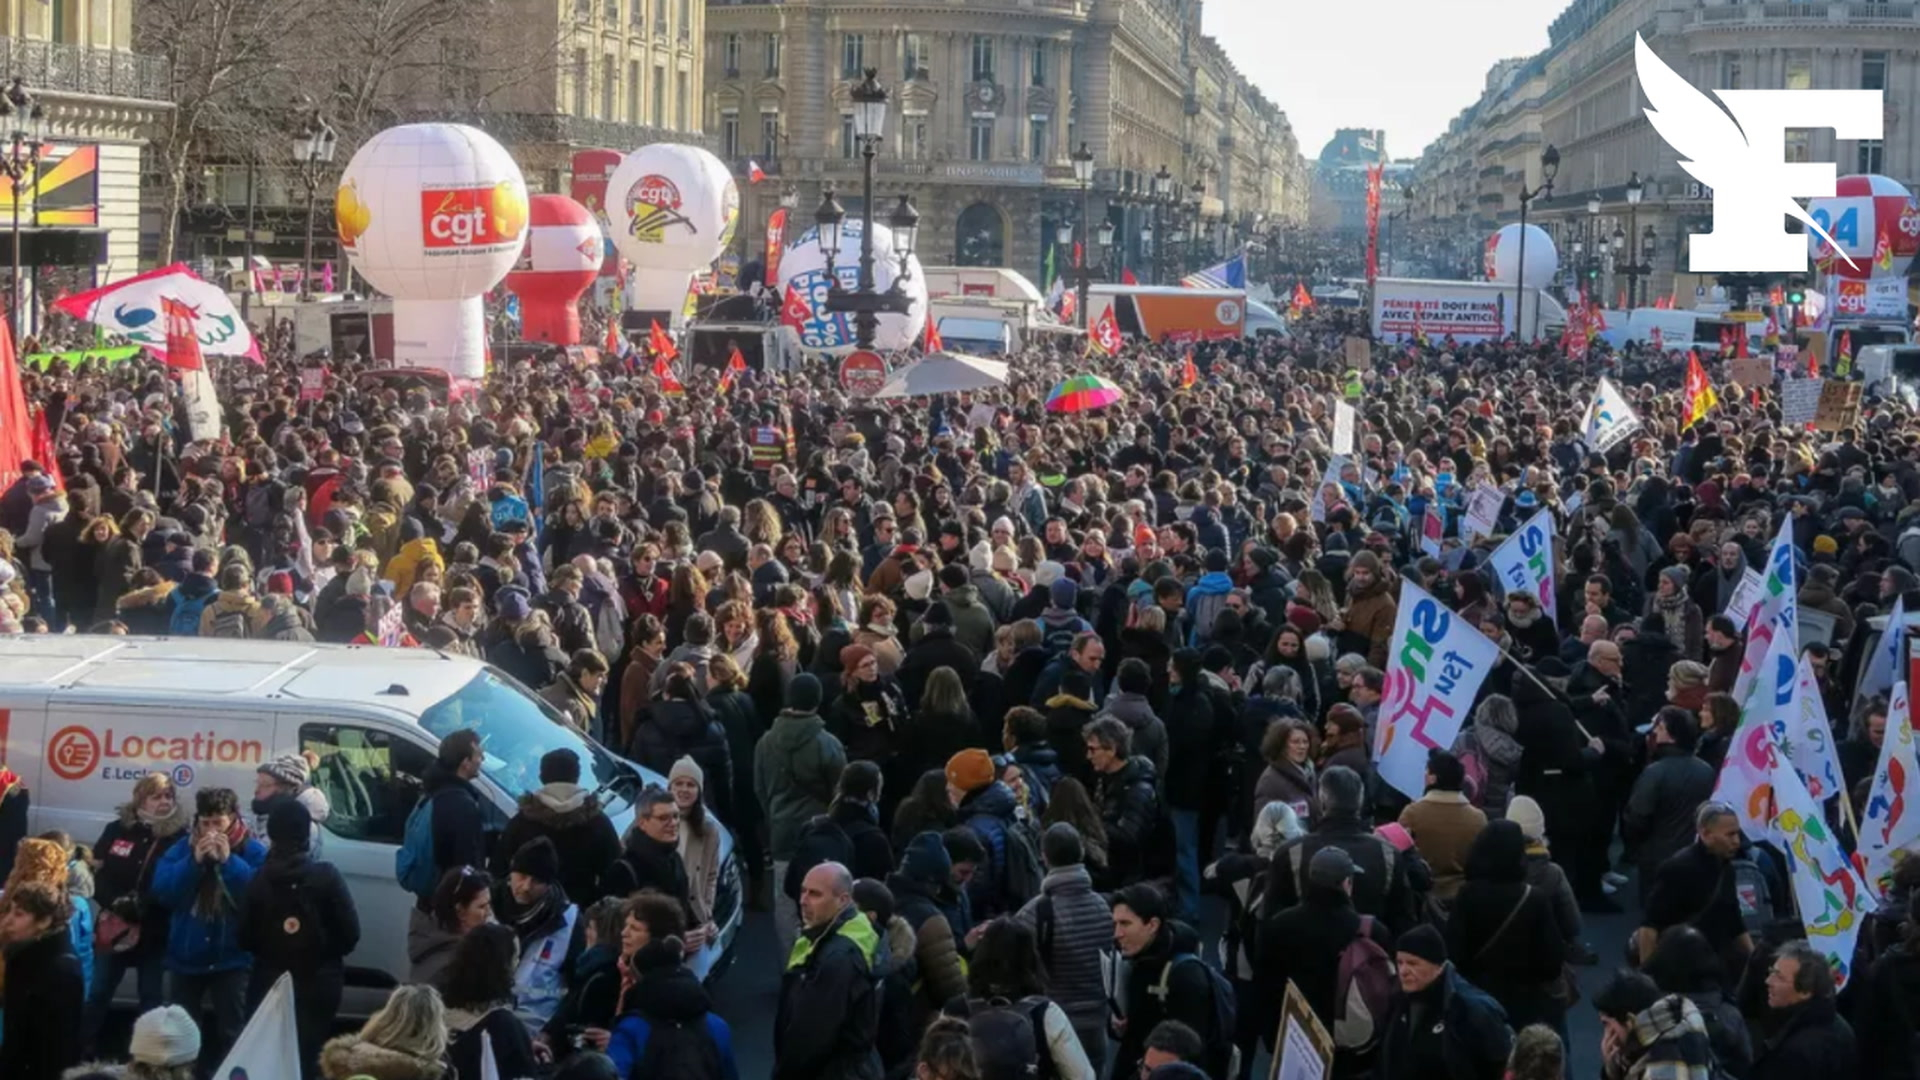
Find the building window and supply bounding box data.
[602,55,617,119]
[970,117,994,161]
[842,114,857,159]
[762,112,780,158]
[764,35,781,76]
[904,33,928,80]
[1785,50,1812,91]
[721,111,740,158]
[627,60,641,121]
[843,34,866,77]
[1029,117,1047,161]
[1031,42,1047,87]
[604,0,618,21]
[1785,129,1811,163]
[1863,50,1888,91]
[677,72,689,129]
[631,0,645,28]
[1858,138,1885,175]
[678,0,690,37]
[572,48,589,115]
[971,36,995,82]
[723,33,740,74]
[902,117,928,160]
[652,66,666,127]
[1720,54,1741,89]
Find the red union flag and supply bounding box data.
[1088,307,1122,356]
[781,283,811,328]
[764,208,789,288]
[162,297,205,370]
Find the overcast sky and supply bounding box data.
[1202,0,1557,161]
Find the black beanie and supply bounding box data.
[1396,923,1448,966]
[266,798,312,852]
[787,672,823,713]
[509,836,561,884]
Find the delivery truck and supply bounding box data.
[1087,285,1248,342]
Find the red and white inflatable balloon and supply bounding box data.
[1806,173,1920,280]
[504,195,604,345]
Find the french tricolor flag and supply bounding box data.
[748,160,766,184]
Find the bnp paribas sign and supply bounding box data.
[1636,33,1880,273]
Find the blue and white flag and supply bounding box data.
[1578,376,1640,452]
[1181,251,1246,289]
[1862,594,1907,704]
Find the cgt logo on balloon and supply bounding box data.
[1490,510,1558,624]
[1375,582,1500,800]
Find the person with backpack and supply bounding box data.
[200,563,270,638]
[439,923,545,1080]
[757,674,848,959]
[167,549,220,637]
[1035,578,1094,661]
[1265,766,1420,936]
[1445,821,1568,1044]
[1373,925,1513,1080]
[606,934,740,1080]
[237,800,360,1080]
[1184,549,1236,646]
[149,786,268,1073]
[886,831,970,1027]
[1111,883,1238,1080]
[399,729,488,916]
[1257,848,1395,1078]
[946,749,1044,919]
[940,917,1095,1080]
[999,707,1064,824]
[1013,823,1114,1075]
[774,862,884,1080]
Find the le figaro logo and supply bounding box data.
[46,724,264,784]
[1636,33,1881,272]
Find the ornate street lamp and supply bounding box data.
[822,70,913,349]
[1514,144,1559,335]
[1071,142,1094,327]
[295,115,338,301]
[0,78,46,339]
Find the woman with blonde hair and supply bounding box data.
[742,498,783,548]
[319,983,449,1080]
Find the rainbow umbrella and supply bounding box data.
[1046,373,1124,413]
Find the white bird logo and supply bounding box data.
[1635,33,1859,271]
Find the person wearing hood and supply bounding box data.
[1104,658,1169,780]
[258,574,318,641]
[1374,925,1513,1080]
[237,800,359,1080]
[650,611,720,699]
[1034,575,1095,660]
[774,862,883,1080]
[1244,546,1291,630]
[1334,550,1397,668]
[606,935,740,1080]
[200,563,270,638]
[1115,882,1235,1080]
[115,567,179,636]
[495,836,582,1031]
[1502,589,1560,666]
[1446,821,1568,1036]
[85,773,191,1046]
[384,535,443,601]
[165,549,221,636]
[756,674,848,958]
[1184,549,1237,646]
[1593,971,1718,1080]
[1510,660,1602,909]
[491,748,621,908]
[1450,694,1523,816]
[0,880,83,1080]
[149,786,268,1072]
[886,830,970,1024]
[944,749,1024,918]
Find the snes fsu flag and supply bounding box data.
[54,264,260,363]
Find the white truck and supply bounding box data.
[1370,278,1566,344]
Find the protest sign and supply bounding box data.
[1815,380,1862,431]
[1488,509,1558,624]
[1731,356,1772,388]
[1781,379,1824,425]
[1462,484,1503,541]
[1332,400,1356,455]
[1344,336,1370,371]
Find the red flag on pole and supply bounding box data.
[647,319,678,360]
[1363,164,1383,289]
[652,351,684,395]
[0,320,34,493]
[1179,351,1197,389]
[161,297,206,370]
[31,410,60,489]
[747,159,767,184]
[603,317,621,356]
[1088,307,1123,356]
[924,315,944,354]
[1121,268,1139,286]
[780,283,811,328]
[718,345,748,394]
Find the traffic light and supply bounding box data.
[1787,280,1806,305]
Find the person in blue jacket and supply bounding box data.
[607,935,740,1080]
[150,785,267,1072]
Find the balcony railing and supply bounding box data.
[0,38,169,102]
[1691,0,1919,23]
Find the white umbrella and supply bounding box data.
[873,352,1011,398]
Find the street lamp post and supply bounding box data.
[1584,193,1601,297]
[1071,142,1094,328]
[295,115,338,301]
[1152,164,1171,284]
[1514,144,1560,339]
[1097,216,1115,286]
[821,69,912,350]
[0,79,44,342]
[1622,171,1644,307]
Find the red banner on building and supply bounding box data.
[1364,164,1384,289]
[764,207,789,288]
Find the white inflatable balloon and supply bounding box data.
[1485,224,1559,287]
[606,143,739,312]
[335,123,527,380]
[779,218,928,354]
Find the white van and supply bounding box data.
[0,636,741,1009]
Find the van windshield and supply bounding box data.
[418,670,629,802]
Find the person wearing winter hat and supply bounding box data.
[1505,795,1587,963]
[1374,922,1514,1080]
[491,747,622,910]
[755,671,848,958]
[252,752,331,855]
[118,1003,201,1079]
[497,836,579,1030]
[943,748,1023,918]
[1035,574,1093,663]
[884,830,969,1012]
[669,756,724,956]
[237,798,359,1080]
[1647,563,1705,661]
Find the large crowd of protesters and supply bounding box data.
[0,290,1913,1080]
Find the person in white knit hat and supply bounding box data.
[105,1003,201,1080]
[1507,794,1589,964]
[252,751,331,856]
[669,755,722,955]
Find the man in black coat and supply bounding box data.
[894,602,978,708]
[1510,663,1603,908]
[1113,883,1227,1080]
[1374,925,1512,1080]
[774,862,883,1080]
[1752,941,1857,1078]
[238,800,361,1080]
[1265,766,1419,935]
[1259,847,1396,1079]
[1621,708,1716,906]
[420,729,488,906]
[602,787,694,924]
[490,748,622,908]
